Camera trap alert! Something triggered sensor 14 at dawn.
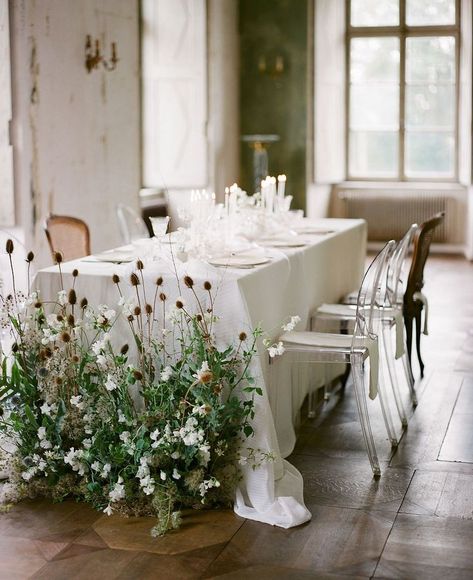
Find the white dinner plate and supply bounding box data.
[85,251,135,263]
[208,255,270,268]
[293,226,335,235]
[258,237,307,248]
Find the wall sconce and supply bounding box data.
[85,35,118,73]
[258,55,285,78]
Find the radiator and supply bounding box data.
[337,189,465,244]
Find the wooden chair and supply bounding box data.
[44,215,91,262]
[403,211,445,379]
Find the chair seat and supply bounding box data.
[280,331,379,399]
[312,304,405,359]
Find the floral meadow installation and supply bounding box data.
[0,241,276,536]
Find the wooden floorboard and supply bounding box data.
[1,255,473,579]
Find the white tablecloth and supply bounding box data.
[35,218,367,528]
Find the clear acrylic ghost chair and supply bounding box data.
[312,224,419,426]
[275,241,396,477]
[116,203,150,244]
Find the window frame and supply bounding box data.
[345,0,461,182]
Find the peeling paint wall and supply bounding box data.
[10,0,141,267]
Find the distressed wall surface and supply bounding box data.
[10,0,141,267]
[239,0,308,209]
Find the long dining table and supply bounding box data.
[34,217,367,529]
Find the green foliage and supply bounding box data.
[0,272,268,536]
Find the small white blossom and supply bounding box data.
[103,504,113,516]
[105,374,117,391]
[119,431,131,443]
[40,402,55,417]
[101,463,111,478]
[70,395,85,410]
[160,470,167,481]
[193,361,210,382]
[282,315,301,332]
[160,366,173,381]
[267,341,285,358]
[57,290,67,306]
[172,468,181,480]
[109,477,125,503]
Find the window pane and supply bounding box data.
[406,0,455,25]
[349,131,399,178]
[351,0,399,26]
[406,84,455,129]
[349,38,400,177]
[405,132,455,177]
[406,37,455,83]
[351,85,399,129]
[351,37,400,83]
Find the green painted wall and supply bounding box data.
[239,0,308,210]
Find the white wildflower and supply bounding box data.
[70,395,85,410]
[40,402,55,417]
[160,470,167,481]
[109,477,125,503]
[119,431,130,443]
[267,341,285,358]
[105,374,117,391]
[57,290,67,306]
[103,504,114,516]
[101,463,111,478]
[282,315,301,332]
[172,468,181,480]
[160,366,172,381]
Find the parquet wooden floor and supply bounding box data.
[1,255,473,579]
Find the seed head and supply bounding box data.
[199,371,213,384]
[5,239,14,254]
[134,306,141,316]
[72,355,80,363]
[136,260,144,271]
[130,273,140,286]
[72,269,79,278]
[26,251,35,262]
[60,331,71,343]
[196,314,203,322]
[133,370,143,381]
[156,276,163,286]
[54,252,63,264]
[34,301,42,309]
[80,297,88,309]
[145,304,152,315]
[239,332,247,341]
[203,281,212,291]
[68,289,77,305]
[127,314,134,322]
[184,275,194,288]
[56,314,64,322]
[120,344,129,355]
[159,292,166,302]
[175,300,184,309]
[112,274,120,284]
[67,314,75,326]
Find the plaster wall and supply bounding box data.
[10,0,141,267]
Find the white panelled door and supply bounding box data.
[0,0,14,225]
[142,0,208,189]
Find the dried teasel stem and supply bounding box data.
[26,251,34,295]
